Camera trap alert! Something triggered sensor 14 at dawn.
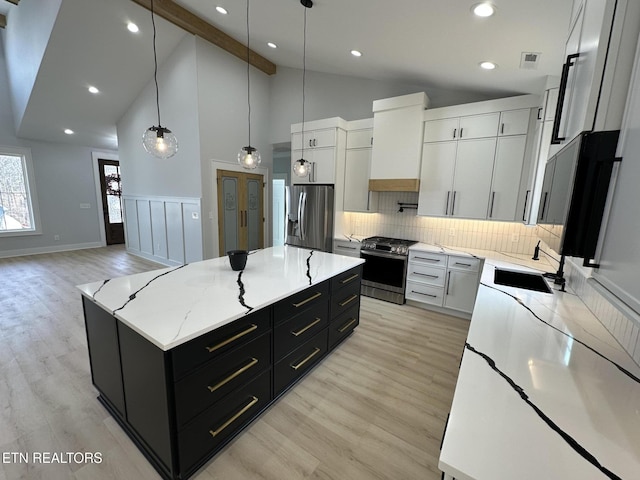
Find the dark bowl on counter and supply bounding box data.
[227,250,248,271]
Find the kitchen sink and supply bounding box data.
[493,268,553,294]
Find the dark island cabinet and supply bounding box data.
[81,265,362,480]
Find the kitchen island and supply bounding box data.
[439,253,640,480]
[77,246,364,480]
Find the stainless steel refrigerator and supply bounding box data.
[285,185,334,252]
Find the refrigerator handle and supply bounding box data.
[300,192,308,240]
[284,187,290,241]
[551,53,579,145]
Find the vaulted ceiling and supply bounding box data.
[0,0,572,150]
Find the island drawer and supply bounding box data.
[275,329,328,395]
[406,281,444,306]
[407,263,446,286]
[329,305,359,349]
[174,332,271,428]
[172,307,271,380]
[330,265,362,292]
[447,255,481,272]
[409,251,447,266]
[274,280,330,324]
[330,280,361,318]
[275,301,328,361]
[178,369,271,477]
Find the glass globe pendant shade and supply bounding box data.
[143,126,178,159]
[238,145,261,169]
[293,158,310,177]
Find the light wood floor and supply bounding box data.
[0,246,470,480]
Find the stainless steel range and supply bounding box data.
[360,236,418,304]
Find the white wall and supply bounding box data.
[268,66,495,144]
[0,34,113,257]
[0,0,62,132]
[195,37,272,259]
[117,35,201,199]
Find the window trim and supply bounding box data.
[0,146,42,237]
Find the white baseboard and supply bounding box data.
[125,247,183,267]
[0,242,104,259]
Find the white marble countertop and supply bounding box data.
[77,246,364,351]
[439,251,640,480]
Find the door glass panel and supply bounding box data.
[222,177,239,252]
[103,164,122,223]
[246,178,261,251]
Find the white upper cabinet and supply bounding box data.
[423,118,460,142]
[417,141,457,216]
[291,128,336,151]
[488,136,527,221]
[346,128,374,149]
[458,113,500,139]
[451,138,497,219]
[498,109,531,136]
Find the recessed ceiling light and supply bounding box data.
[88,86,99,94]
[127,22,139,33]
[64,129,74,135]
[350,50,362,57]
[472,3,496,17]
[267,42,277,49]
[479,61,497,70]
[216,6,228,15]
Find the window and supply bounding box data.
[0,147,39,235]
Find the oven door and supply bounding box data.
[360,250,407,294]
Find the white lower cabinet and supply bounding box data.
[333,239,361,257]
[406,250,483,316]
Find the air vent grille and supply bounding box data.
[520,52,541,70]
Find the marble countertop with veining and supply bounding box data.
[77,246,364,351]
[439,251,640,480]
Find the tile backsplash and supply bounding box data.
[343,192,540,255]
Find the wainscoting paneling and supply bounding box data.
[123,196,202,266]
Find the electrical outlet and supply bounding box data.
[449,228,456,237]
[511,234,519,243]
[191,212,199,220]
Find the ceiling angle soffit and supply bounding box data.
[130,0,276,75]
[4,0,19,5]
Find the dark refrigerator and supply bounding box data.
[285,185,334,252]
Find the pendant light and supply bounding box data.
[293,0,313,178]
[142,0,178,159]
[238,0,261,169]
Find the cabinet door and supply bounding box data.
[498,109,531,136]
[417,141,456,216]
[346,129,373,149]
[459,113,500,139]
[544,88,559,122]
[444,270,479,313]
[423,118,460,142]
[344,148,373,212]
[451,138,496,219]
[291,131,314,151]
[489,135,527,221]
[537,158,556,223]
[312,147,336,183]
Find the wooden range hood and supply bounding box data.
[368,178,420,192]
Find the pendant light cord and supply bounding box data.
[246,0,251,148]
[301,6,307,159]
[151,0,161,127]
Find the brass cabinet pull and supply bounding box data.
[205,324,258,353]
[340,273,359,284]
[338,318,357,333]
[338,294,358,307]
[207,358,258,393]
[290,347,321,371]
[291,317,321,337]
[209,396,259,438]
[292,291,322,308]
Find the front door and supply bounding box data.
[217,169,264,256]
[98,159,124,245]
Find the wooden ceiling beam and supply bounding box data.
[0,14,6,29]
[131,0,276,75]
